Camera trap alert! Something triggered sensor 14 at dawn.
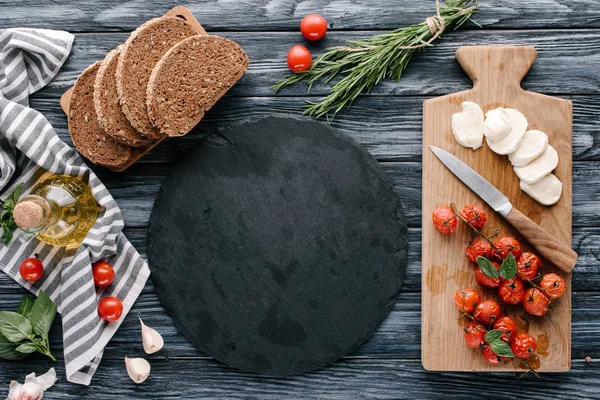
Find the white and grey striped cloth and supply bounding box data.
[0,29,150,385]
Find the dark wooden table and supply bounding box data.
[1,1,599,398]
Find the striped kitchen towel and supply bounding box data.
[0,29,150,385]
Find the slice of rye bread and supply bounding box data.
[94,46,154,148]
[116,17,198,139]
[69,62,133,169]
[147,35,249,137]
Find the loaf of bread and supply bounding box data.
[68,62,133,169]
[94,46,154,148]
[147,35,249,137]
[116,17,198,139]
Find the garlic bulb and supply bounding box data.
[140,317,164,354]
[7,368,56,400]
[125,357,150,384]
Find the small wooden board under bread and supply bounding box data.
[60,6,207,172]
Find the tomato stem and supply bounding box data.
[450,203,501,254]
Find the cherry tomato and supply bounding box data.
[494,236,522,260]
[460,204,487,230]
[300,14,328,41]
[463,321,486,349]
[287,45,312,72]
[93,261,115,288]
[474,299,502,324]
[493,316,517,343]
[517,252,541,280]
[432,205,457,235]
[510,333,537,359]
[454,288,480,314]
[98,297,123,322]
[481,344,507,365]
[498,278,526,305]
[539,273,566,300]
[475,261,502,288]
[522,288,551,317]
[465,239,494,264]
[19,258,43,282]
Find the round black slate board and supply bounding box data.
[147,117,407,375]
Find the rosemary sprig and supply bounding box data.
[273,0,479,120]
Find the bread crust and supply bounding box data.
[69,61,132,169]
[147,35,249,137]
[94,46,154,147]
[116,17,197,139]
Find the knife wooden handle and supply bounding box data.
[505,208,578,273]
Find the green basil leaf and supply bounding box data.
[18,295,35,319]
[499,253,517,280]
[476,256,498,279]
[0,311,33,343]
[485,329,503,344]
[30,290,57,338]
[12,184,23,204]
[490,340,515,358]
[0,333,28,360]
[15,342,38,354]
[1,227,12,245]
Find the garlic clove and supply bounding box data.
[140,317,164,354]
[125,357,151,384]
[7,368,56,400]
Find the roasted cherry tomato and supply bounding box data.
[465,239,493,264]
[494,236,522,260]
[463,321,486,349]
[493,316,517,343]
[287,45,312,72]
[498,278,526,305]
[432,205,457,235]
[19,258,43,282]
[522,288,551,317]
[460,204,487,230]
[93,261,115,288]
[98,297,123,322]
[516,252,541,280]
[454,288,480,314]
[474,299,502,324]
[539,273,566,300]
[510,333,537,359]
[481,344,507,365]
[475,261,502,288]
[300,14,328,41]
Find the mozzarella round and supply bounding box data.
[520,173,563,206]
[508,130,549,166]
[451,101,484,150]
[513,145,559,184]
[486,108,528,155]
[483,107,512,142]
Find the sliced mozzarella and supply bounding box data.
[451,101,484,150]
[513,145,559,184]
[520,173,563,206]
[508,130,549,166]
[483,107,511,142]
[486,108,528,155]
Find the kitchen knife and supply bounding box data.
[429,145,578,273]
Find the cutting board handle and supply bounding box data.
[456,46,537,91]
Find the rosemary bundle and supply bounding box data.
[273,0,479,120]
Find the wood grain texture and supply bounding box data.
[422,46,572,372]
[32,30,600,99]
[2,0,600,32]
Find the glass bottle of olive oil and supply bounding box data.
[13,173,103,247]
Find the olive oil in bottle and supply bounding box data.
[13,173,103,247]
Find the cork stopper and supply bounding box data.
[13,201,44,229]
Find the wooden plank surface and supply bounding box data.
[1,0,600,398]
[422,46,572,371]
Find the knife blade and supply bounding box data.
[428,145,578,273]
[429,146,513,218]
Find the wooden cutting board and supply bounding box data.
[421,46,572,372]
[60,6,207,172]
